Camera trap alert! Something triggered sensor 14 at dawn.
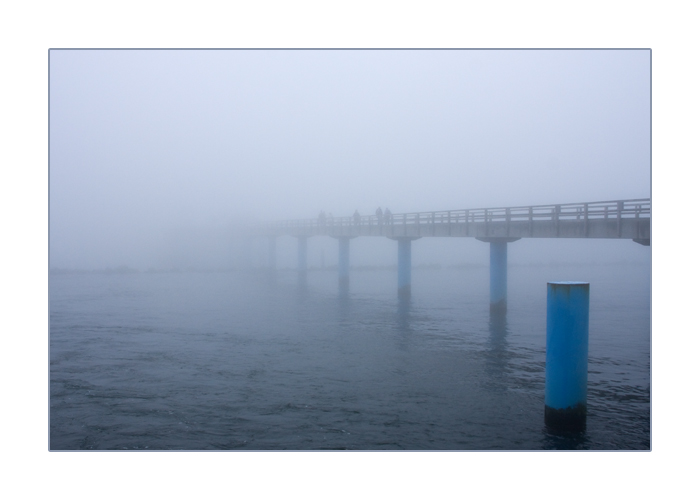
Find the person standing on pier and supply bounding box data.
[376,207,383,225]
[353,210,360,225]
[384,207,392,224]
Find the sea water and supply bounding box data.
[49,261,650,450]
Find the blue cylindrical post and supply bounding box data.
[545,282,590,431]
[398,238,411,298]
[297,237,307,274]
[338,237,350,291]
[490,241,507,312]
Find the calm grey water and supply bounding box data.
[49,262,650,450]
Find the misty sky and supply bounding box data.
[49,49,650,270]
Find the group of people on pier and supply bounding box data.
[317,211,333,226]
[375,207,392,224]
[318,208,393,226]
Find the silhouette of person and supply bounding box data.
[353,210,360,225]
[384,207,392,224]
[376,207,383,225]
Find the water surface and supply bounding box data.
[50,262,650,450]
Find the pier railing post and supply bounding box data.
[617,201,623,237]
[545,281,590,432]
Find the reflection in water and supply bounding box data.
[485,309,510,387]
[396,295,412,334]
[488,309,509,346]
[335,289,352,325]
[541,427,590,450]
[296,270,308,292]
[338,278,349,298]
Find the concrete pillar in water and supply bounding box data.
[338,237,350,291]
[477,237,520,312]
[297,236,308,274]
[545,282,590,432]
[490,240,507,311]
[398,238,411,298]
[392,237,419,298]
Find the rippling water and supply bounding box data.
[49,262,650,450]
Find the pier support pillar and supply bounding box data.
[490,240,507,312]
[477,237,520,313]
[297,236,308,275]
[338,237,350,291]
[545,282,590,432]
[398,238,411,298]
[390,237,420,299]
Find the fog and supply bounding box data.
[49,49,650,271]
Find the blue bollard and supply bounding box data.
[545,282,590,431]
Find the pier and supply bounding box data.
[253,198,650,309]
